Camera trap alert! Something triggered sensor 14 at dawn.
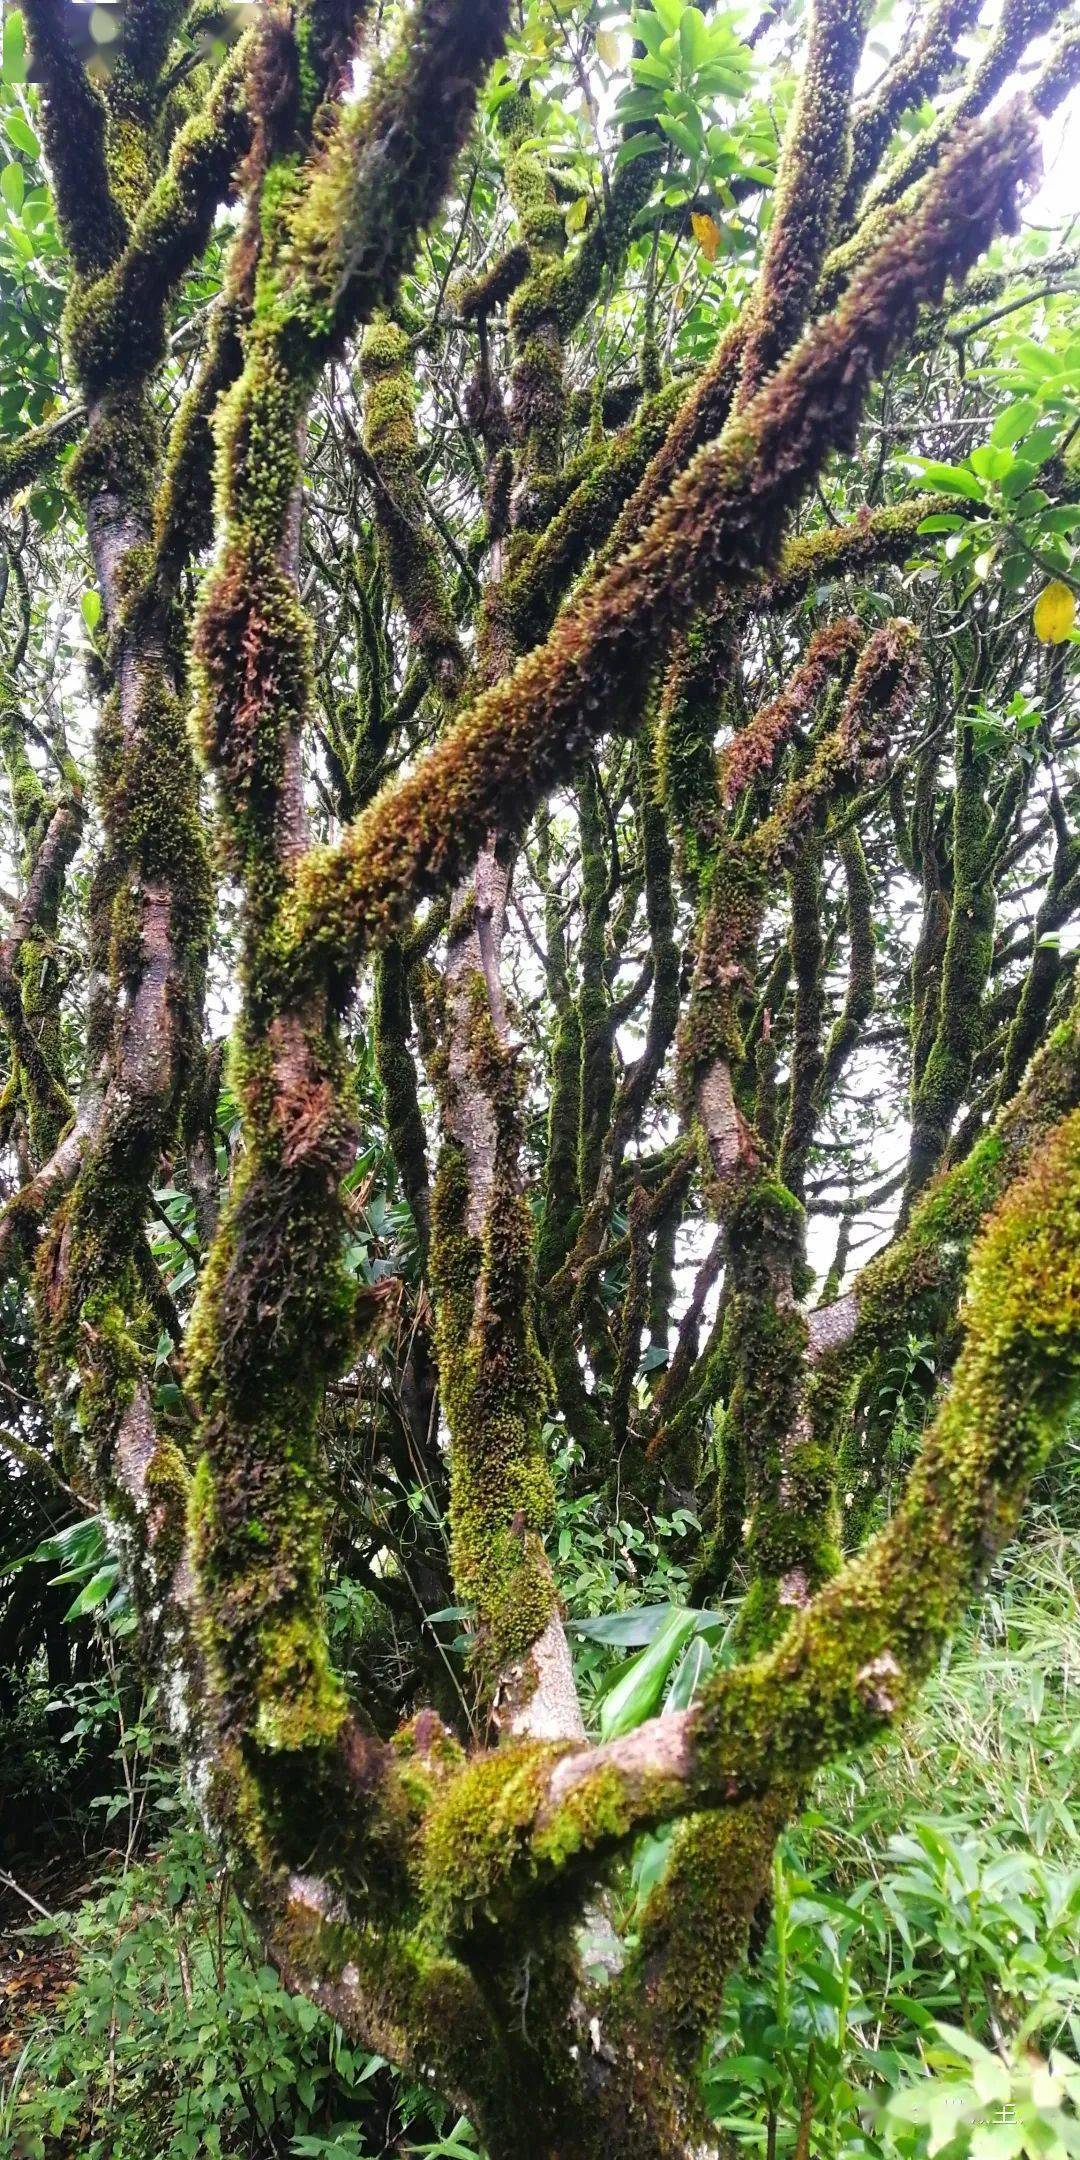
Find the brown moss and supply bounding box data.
[737,0,872,402]
[839,0,982,224]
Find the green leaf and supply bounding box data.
[663,1631,713,1711]
[932,2022,1006,2071]
[568,1603,681,1645]
[599,1605,698,1740]
[912,459,986,502]
[64,1563,120,1621]
[1038,506,1080,534]
[970,444,1014,483]
[569,1601,721,1646]
[972,2124,1027,2160]
[81,588,102,632]
[999,460,1040,502]
[679,6,709,68]
[3,11,27,83]
[631,52,672,85]
[4,112,38,158]
[614,122,665,164]
[659,112,700,158]
[1,161,24,212]
[990,397,1039,448]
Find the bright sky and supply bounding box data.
[1029,94,1080,228]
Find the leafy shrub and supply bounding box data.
[0,1817,455,2159]
[703,1527,1080,2159]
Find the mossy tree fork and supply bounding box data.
[2,0,1079,2149]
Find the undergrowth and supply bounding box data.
[2,1519,1076,2160]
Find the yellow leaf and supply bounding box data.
[565,194,589,235]
[595,26,620,65]
[691,210,720,263]
[1033,580,1076,644]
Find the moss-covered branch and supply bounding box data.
[274,0,510,368]
[904,712,995,1212]
[736,0,870,402]
[184,0,511,1869]
[828,985,1080,1534]
[359,317,466,701]
[375,941,431,1263]
[682,624,919,1634]
[66,30,253,396]
[284,103,1037,993]
[23,0,128,274]
[0,670,83,1157]
[0,406,85,508]
[818,820,876,1103]
[419,1084,1080,1921]
[858,0,1068,221]
[837,0,981,226]
[778,837,826,1200]
[995,804,1080,1111]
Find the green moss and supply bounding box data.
[839,0,981,223]
[679,846,765,1120]
[421,1740,668,1937]
[275,1896,520,2139]
[273,0,510,365]
[828,1003,1080,1539]
[360,316,464,696]
[614,1796,789,2086]
[611,1183,652,1445]
[187,1150,356,1756]
[154,295,244,573]
[501,379,683,650]
[453,242,530,318]
[22,0,128,276]
[576,764,614,1204]
[657,618,733,898]
[777,839,825,1200]
[694,1102,1080,1795]
[66,41,250,396]
[759,494,972,612]
[420,1099,1077,1926]
[536,1003,582,1284]
[34,1192,147,1526]
[430,1079,557,1683]
[96,653,211,993]
[819,822,876,1100]
[0,681,82,1157]
[143,1436,190,1579]
[495,89,567,524]
[421,1739,557,1929]
[69,388,159,511]
[906,721,995,1208]
[0,407,85,509]
[282,106,1038,998]
[857,0,1064,225]
[375,942,430,1261]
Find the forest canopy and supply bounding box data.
[0,0,1079,2151]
